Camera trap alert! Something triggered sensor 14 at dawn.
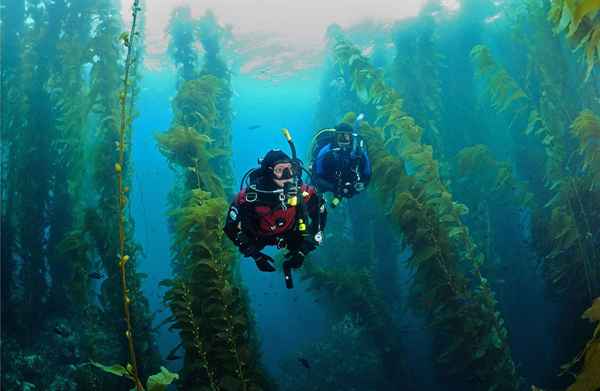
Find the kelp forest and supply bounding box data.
[1,0,599,390]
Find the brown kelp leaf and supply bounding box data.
[582,297,600,322]
[566,336,600,391]
[572,0,600,35]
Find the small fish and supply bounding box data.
[54,326,68,337]
[247,124,262,130]
[298,358,310,369]
[166,352,181,361]
[88,271,104,279]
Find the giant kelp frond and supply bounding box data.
[161,19,268,386]
[524,108,600,303]
[163,188,269,391]
[197,10,230,79]
[155,125,224,197]
[302,261,405,383]
[156,125,214,168]
[167,5,198,82]
[333,36,520,390]
[173,76,223,131]
[169,189,228,263]
[471,43,566,183]
[558,298,600,391]
[470,44,529,114]
[161,278,219,390]
[56,229,93,307]
[454,144,533,207]
[455,145,496,176]
[391,17,444,154]
[571,109,600,188]
[549,0,600,79]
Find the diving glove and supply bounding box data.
[237,232,259,257]
[251,252,276,272]
[282,251,305,289]
[284,251,305,269]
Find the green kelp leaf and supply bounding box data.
[453,202,469,216]
[389,193,413,218]
[542,134,554,145]
[448,226,465,239]
[348,54,361,67]
[554,224,571,240]
[525,110,542,135]
[561,227,579,250]
[440,214,455,223]
[409,246,437,267]
[146,366,179,391]
[490,327,503,349]
[91,361,134,379]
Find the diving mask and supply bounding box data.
[272,161,297,178]
[336,132,353,148]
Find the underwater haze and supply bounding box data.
[2,0,600,390]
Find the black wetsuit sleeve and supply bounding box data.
[223,195,258,256]
[224,198,242,245]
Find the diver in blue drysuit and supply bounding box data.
[310,119,371,207]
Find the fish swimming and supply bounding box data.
[54,326,68,337]
[88,271,104,279]
[247,124,262,130]
[166,352,182,361]
[298,357,310,369]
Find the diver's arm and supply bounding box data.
[223,194,258,256]
[223,196,243,244]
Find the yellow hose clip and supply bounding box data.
[298,218,306,232]
[331,197,340,208]
[288,195,298,206]
[281,128,292,142]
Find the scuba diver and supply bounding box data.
[309,114,371,207]
[223,129,327,289]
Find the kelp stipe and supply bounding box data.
[333,36,521,390]
[115,1,144,387]
[90,2,177,390]
[472,41,600,304]
[471,6,600,386]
